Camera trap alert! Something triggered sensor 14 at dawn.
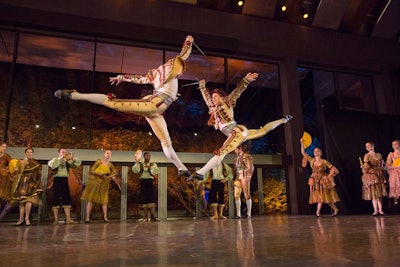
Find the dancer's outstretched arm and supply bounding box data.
[198,80,213,107]
[228,72,258,107]
[109,74,151,86]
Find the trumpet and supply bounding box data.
[63,152,73,160]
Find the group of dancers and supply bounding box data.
[54,35,293,182]
[300,139,400,217]
[2,35,399,223]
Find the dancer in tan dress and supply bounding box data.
[0,141,12,221]
[300,139,340,217]
[386,140,400,205]
[9,148,41,226]
[361,141,387,216]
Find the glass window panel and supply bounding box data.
[227,59,283,154]
[0,62,10,140]
[300,68,336,141]
[172,53,225,84]
[96,43,163,74]
[227,58,279,89]
[336,73,375,112]
[17,34,95,71]
[8,34,95,148]
[0,30,15,63]
[0,30,15,140]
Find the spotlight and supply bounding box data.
[281,5,287,12]
[148,132,153,136]
[303,13,309,19]
[71,126,76,130]
[194,133,198,136]
[35,124,40,128]
[237,1,244,7]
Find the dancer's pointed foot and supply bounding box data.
[180,35,194,60]
[66,219,77,224]
[284,115,293,122]
[185,35,194,44]
[15,220,24,226]
[178,170,191,178]
[332,209,339,216]
[378,211,385,216]
[372,211,379,216]
[54,89,77,100]
[210,214,218,220]
[316,211,321,217]
[187,172,204,181]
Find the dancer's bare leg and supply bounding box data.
[24,202,32,225]
[17,204,25,225]
[86,201,93,222]
[372,199,378,215]
[102,203,109,222]
[316,202,323,217]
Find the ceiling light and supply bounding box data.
[281,5,287,12]
[237,1,244,7]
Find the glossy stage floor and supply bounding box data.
[0,214,398,267]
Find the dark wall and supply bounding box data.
[0,0,399,72]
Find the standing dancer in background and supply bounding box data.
[54,35,194,178]
[300,139,340,217]
[132,151,159,222]
[48,148,81,224]
[188,72,292,181]
[9,148,42,226]
[0,141,12,221]
[203,161,233,219]
[233,144,254,219]
[360,141,387,216]
[81,150,118,223]
[386,140,400,205]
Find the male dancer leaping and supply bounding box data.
[55,35,194,178]
[187,73,292,181]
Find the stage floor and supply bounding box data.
[0,214,398,266]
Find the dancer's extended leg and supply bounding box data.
[247,115,292,140]
[146,114,188,172]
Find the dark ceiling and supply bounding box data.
[169,0,400,42]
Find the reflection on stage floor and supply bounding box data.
[1,215,399,266]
